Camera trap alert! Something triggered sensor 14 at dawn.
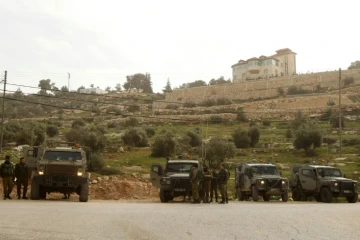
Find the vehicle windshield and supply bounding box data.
[317,168,342,177]
[251,166,279,176]
[166,163,196,173]
[43,151,82,161]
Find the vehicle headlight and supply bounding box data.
[38,170,44,175]
[282,180,286,184]
[332,182,339,187]
[161,178,171,185]
[77,171,83,176]
[354,183,357,187]
[260,180,265,184]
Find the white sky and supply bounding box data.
[0,0,358,93]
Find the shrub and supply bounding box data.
[46,125,59,137]
[216,97,232,105]
[165,104,180,109]
[123,117,140,127]
[343,138,360,146]
[65,128,83,143]
[151,132,177,157]
[236,108,248,122]
[344,77,354,86]
[107,122,118,128]
[205,137,235,166]
[100,167,123,175]
[320,108,333,121]
[186,131,202,147]
[199,99,216,107]
[327,99,335,106]
[232,129,250,148]
[183,102,196,108]
[330,113,345,128]
[91,106,101,114]
[323,137,337,145]
[248,126,260,147]
[82,132,107,152]
[293,124,322,156]
[127,105,140,112]
[88,154,105,172]
[145,127,156,137]
[285,129,293,138]
[291,111,307,130]
[72,119,86,129]
[277,87,285,96]
[287,86,308,95]
[122,128,148,147]
[106,106,122,115]
[262,120,271,126]
[210,115,223,124]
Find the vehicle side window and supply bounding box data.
[301,169,314,178]
[152,166,159,173]
[27,150,34,157]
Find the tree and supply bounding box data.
[60,86,69,92]
[77,86,85,92]
[123,73,153,93]
[320,108,333,121]
[141,73,153,93]
[46,125,59,137]
[330,112,345,128]
[293,123,322,156]
[236,108,248,122]
[72,119,86,128]
[90,84,94,88]
[151,132,177,157]
[122,128,148,147]
[163,79,173,93]
[38,79,52,95]
[209,76,231,85]
[348,61,360,70]
[248,127,260,147]
[115,83,122,92]
[232,129,250,148]
[105,86,111,92]
[291,111,307,130]
[13,88,24,99]
[205,138,235,166]
[186,131,202,147]
[188,80,207,88]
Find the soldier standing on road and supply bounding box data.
[218,163,229,204]
[189,164,200,204]
[0,156,15,200]
[203,165,212,203]
[210,167,218,202]
[15,157,29,200]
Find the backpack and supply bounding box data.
[1,162,14,176]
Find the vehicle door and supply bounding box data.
[23,147,40,176]
[150,163,163,189]
[299,168,317,191]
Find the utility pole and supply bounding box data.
[338,68,342,157]
[68,73,71,91]
[0,71,7,154]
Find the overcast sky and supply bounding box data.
[0,0,358,93]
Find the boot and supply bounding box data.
[192,200,200,204]
[226,198,228,204]
[7,195,12,200]
[219,199,225,204]
[18,195,21,200]
[22,196,28,200]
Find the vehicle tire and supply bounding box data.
[315,195,322,202]
[160,188,169,203]
[346,193,358,203]
[292,188,301,201]
[263,195,270,201]
[79,180,89,202]
[31,181,40,200]
[281,191,289,202]
[251,185,259,202]
[320,187,332,203]
[39,188,46,199]
[237,188,245,201]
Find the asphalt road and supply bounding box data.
[0,200,359,240]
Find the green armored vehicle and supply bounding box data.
[29,142,91,202]
[290,165,358,203]
[235,162,289,202]
[150,156,203,203]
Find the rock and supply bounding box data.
[131,173,137,178]
[119,147,125,153]
[277,164,290,170]
[97,177,102,182]
[331,149,337,153]
[92,180,98,184]
[104,176,110,181]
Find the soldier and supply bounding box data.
[210,167,218,202]
[189,164,200,204]
[203,165,212,203]
[0,155,14,200]
[218,163,229,204]
[15,157,29,199]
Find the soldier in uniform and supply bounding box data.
[203,165,212,203]
[218,163,229,204]
[189,164,200,204]
[0,156,14,200]
[210,167,218,202]
[15,157,29,199]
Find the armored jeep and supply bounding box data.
[290,165,358,203]
[150,157,203,203]
[235,162,289,202]
[30,142,91,202]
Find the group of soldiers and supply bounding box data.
[189,163,230,204]
[0,156,29,200]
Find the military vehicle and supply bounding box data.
[235,162,289,202]
[150,156,203,203]
[290,165,358,203]
[28,142,91,202]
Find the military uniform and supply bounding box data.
[189,166,200,203]
[218,167,229,204]
[0,159,14,199]
[203,166,212,203]
[210,169,218,202]
[15,162,29,199]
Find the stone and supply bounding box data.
[131,173,137,178]
[119,147,125,153]
[97,177,102,182]
[92,180,98,184]
[104,176,110,181]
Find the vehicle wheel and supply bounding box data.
[263,195,270,201]
[39,189,46,199]
[160,188,169,203]
[292,188,301,201]
[320,187,332,203]
[281,191,289,202]
[251,185,259,202]
[237,188,244,201]
[31,181,40,200]
[346,193,358,203]
[315,195,322,202]
[79,180,89,202]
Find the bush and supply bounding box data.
[165,104,180,109]
[210,115,226,124]
[344,77,354,86]
[323,137,337,145]
[183,102,196,108]
[82,132,107,152]
[72,119,86,129]
[122,128,148,147]
[145,127,155,137]
[248,126,260,147]
[236,108,248,122]
[100,167,123,175]
[232,129,250,148]
[107,122,117,128]
[287,86,308,95]
[151,132,177,157]
[91,106,101,114]
[205,137,235,166]
[46,125,59,137]
[199,99,216,107]
[186,131,202,147]
[291,111,306,130]
[262,120,271,126]
[293,124,322,156]
[65,128,83,143]
[216,97,232,105]
[285,129,293,138]
[320,108,333,121]
[106,106,122,115]
[88,154,105,172]
[277,87,285,96]
[343,138,360,146]
[123,117,140,127]
[327,99,335,106]
[330,113,345,128]
[127,105,140,112]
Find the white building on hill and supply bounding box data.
[79,88,108,95]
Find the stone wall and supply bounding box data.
[153,69,360,109]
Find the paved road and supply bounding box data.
[0,200,359,240]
